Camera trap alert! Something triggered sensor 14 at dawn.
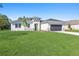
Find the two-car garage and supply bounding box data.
[41,20,63,31]
[50,25,62,31]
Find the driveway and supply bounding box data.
[56,31,79,36]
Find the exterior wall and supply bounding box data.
[11,20,64,31]
[62,25,69,30]
[71,25,79,30]
[11,24,25,31]
[30,21,41,31]
[41,23,50,31]
[63,25,79,30]
[11,24,33,31]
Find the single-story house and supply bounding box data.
[11,18,64,31]
[11,17,79,31]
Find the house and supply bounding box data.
[63,20,79,30]
[41,19,64,31]
[11,18,64,31]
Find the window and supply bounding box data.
[15,23,21,28]
[19,24,21,28]
[28,24,30,28]
[15,24,18,28]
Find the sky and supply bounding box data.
[0,3,79,21]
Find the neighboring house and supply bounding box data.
[63,20,79,30]
[11,18,64,31]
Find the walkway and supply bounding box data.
[56,31,79,36]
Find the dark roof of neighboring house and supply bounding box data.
[64,20,79,25]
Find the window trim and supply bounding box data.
[15,23,21,28]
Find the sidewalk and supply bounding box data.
[56,31,79,36]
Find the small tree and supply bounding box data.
[68,24,72,30]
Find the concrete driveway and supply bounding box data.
[56,31,79,36]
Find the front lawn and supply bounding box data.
[0,31,79,56]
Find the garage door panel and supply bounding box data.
[50,25,62,31]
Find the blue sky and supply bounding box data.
[0,3,79,21]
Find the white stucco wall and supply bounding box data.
[30,21,41,31]
[62,25,69,30]
[41,23,50,31]
[59,25,64,31]
[63,25,79,30]
[41,23,64,31]
[71,25,79,30]
[11,24,25,31]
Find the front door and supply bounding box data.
[34,24,38,31]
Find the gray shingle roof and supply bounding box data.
[11,20,22,24]
[11,19,64,25]
[41,20,64,25]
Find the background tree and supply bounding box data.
[17,16,32,26]
[18,16,27,26]
[0,14,10,30]
[17,17,23,21]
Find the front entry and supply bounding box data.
[50,25,62,31]
[34,24,38,31]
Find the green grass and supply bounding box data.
[0,31,79,56]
